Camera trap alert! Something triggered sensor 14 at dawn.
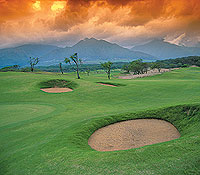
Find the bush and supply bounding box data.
[182,64,189,68]
[0,65,20,72]
[39,79,78,89]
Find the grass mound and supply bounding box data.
[39,79,78,89]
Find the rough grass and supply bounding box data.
[0,68,200,175]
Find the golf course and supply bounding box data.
[0,67,200,174]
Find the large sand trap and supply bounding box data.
[99,83,117,87]
[88,119,180,151]
[40,88,73,93]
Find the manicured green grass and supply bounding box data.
[0,68,200,175]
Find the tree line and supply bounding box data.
[27,53,114,79]
[155,56,200,68]
[122,59,161,75]
[1,55,200,79]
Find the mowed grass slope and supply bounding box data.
[0,67,200,175]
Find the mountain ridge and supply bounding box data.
[0,38,155,67]
[131,39,200,59]
[0,44,60,67]
[1,38,200,68]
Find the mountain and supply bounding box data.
[195,42,200,48]
[0,44,60,67]
[131,39,200,59]
[71,38,154,60]
[1,38,200,68]
[0,38,156,67]
[41,38,155,64]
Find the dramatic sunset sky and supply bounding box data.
[0,0,200,48]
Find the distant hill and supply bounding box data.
[0,44,60,67]
[1,38,200,68]
[131,39,200,59]
[156,56,200,68]
[41,38,155,64]
[195,42,200,48]
[0,38,155,67]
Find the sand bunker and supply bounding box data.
[88,119,180,151]
[40,88,73,93]
[99,83,117,87]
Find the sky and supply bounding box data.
[0,0,200,48]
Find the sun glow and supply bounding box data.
[51,1,66,12]
[33,1,41,11]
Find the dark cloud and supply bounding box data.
[0,0,200,48]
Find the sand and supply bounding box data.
[119,68,180,79]
[40,88,73,93]
[88,119,180,151]
[99,83,117,87]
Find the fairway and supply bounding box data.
[0,68,200,175]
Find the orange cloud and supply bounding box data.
[0,0,200,48]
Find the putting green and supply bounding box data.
[0,103,55,128]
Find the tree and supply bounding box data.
[0,65,20,72]
[65,53,82,79]
[101,61,113,79]
[142,62,149,74]
[129,59,144,75]
[196,60,200,67]
[151,62,161,72]
[121,59,150,75]
[182,64,189,68]
[122,64,131,73]
[86,68,90,76]
[13,65,20,69]
[29,57,39,72]
[59,63,64,74]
